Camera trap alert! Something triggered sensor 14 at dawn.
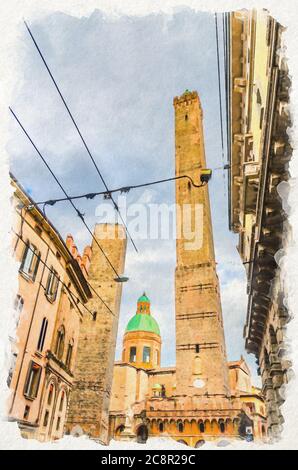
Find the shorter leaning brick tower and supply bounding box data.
[66,223,126,444]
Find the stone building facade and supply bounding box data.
[9,175,92,440]
[9,176,127,443]
[226,10,292,438]
[108,90,266,446]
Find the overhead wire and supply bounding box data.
[28,174,208,208]
[15,207,115,315]
[9,106,122,282]
[24,20,138,254]
[214,12,228,199]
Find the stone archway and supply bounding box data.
[136,424,148,443]
[195,439,205,448]
[177,439,188,446]
[115,425,125,440]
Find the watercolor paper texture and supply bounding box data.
[0,0,297,450]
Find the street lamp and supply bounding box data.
[200,169,212,184]
[114,276,129,283]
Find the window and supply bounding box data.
[219,421,225,433]
[161,385,166,398]
[143,346,151,363]
[24,361,41,399]
[199,422,205,433]
[14,295,24,315]
[178,422,184,433]
[43,410,49,427]
[256,88,262,105]
[159,422,164,432]
[66,340,74,369]
[259,107,264,129]
[23,405,30,420]
[247,402,256,413]
[56,417,61,431]
[47,383,54,405]
[129,347,136,363]
[37,317,48,352]
[55,326,65,360]
[45,267,59,302]
[13,294,24,330]
[7,352,17,387]
[59,391,65,412]
[195,344,200,353]
[20,242,40,280]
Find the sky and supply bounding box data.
[8,8,259,382]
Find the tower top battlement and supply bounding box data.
[173,89,202,110]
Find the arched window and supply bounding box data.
[37,317,48,351]
[45,267,59,302]
[219,421,225,433]
[178,422,184,433]
[66,339,74,369]
[59,390,65,412]
[55,326,65,360]
[143,346,151,363]
[47,383,54,405]
[43,410,49,427]
[129,347,136,363]
[199,422,205,433]
[159,422,164,432]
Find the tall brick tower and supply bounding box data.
[66,223,127,444]
[174,90,230,397]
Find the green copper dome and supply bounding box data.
[126,313,160,336]
[125,293,160,335]
[152,383,162,389]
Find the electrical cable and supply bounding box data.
[10,106,123,282]
[24,19,138,254]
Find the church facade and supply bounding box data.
[109,293,266,446]
[108,91,266,446]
